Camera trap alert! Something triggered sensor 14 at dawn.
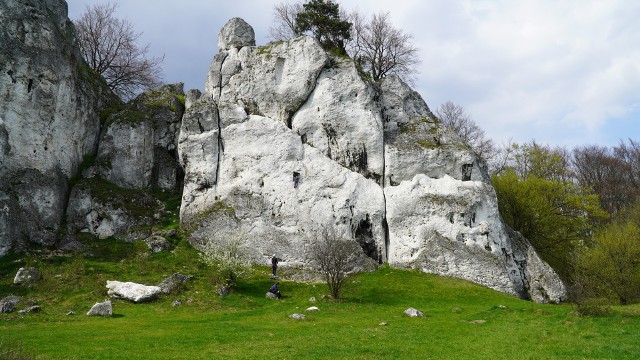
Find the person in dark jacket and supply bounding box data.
[271,254,280,276]
[269,282,282,299]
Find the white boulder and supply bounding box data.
[106,281,162,303]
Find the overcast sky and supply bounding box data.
[67,0,640,148]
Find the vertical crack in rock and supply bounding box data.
[214,105,223,186]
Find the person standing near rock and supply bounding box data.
[271,254,280,277]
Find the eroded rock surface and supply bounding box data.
[178,18,566,302]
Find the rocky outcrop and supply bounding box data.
[178,18,566,302]
[0,0,108,253]
[65,179,164,239]
[85,84,185,191]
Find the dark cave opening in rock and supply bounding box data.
[354,214,380,263]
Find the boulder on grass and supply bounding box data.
[265,292,278,300]
[0,295,20,313]
[157,273,192,294]
[87,300,112,316]
[106,281,162,303]
[18,305,41,315]
[404,307,425,317]
[14,267,41,285]
[290,313,305,319]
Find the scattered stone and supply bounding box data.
[309,297,316,302]
[66,311,76,316]
[186,298,193,303]
[172,299,182,307]
[266,292,278,300]
[18,305,41,315]
[13,267,41,285]
[470,320,486,324]
[144,235,172,253]
[290,313,305,319]
[0,295,20,313]
[158,273,192,294]
[497,305,507,309]
[379,321,388,326]
[106,281,162,303]
[216,286,230,297]
[404,308,425,318]
[87,300,112,316]
[306,306,319,312]
[452,307,462,312]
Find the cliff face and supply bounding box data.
[0,3,565,303]
[0,0,104,253]
[179,18,566,302]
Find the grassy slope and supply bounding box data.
[1,240,640,360]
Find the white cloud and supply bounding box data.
[67,0,640,147]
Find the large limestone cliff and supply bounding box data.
[179,18,566,302]
[0,0,105,253]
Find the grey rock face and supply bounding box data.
[0,0,106,253]
[179,20,566,302]
[218,17,255,51]
[87,300,112,316]
[86,84,185,191]
[65,179,162,239]
[0,295,20,313]
[145,235,172,253]
[14,267,41,285]
[106,281,162,303]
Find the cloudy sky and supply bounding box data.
[67,0,640,148]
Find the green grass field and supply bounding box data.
[2,239,640,359]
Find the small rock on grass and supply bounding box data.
[404,307,425,317]
[87,300,112,317]
[306,306,319,312]
[290,313,305,319]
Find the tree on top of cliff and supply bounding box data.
[294,0,352,55]
[349,11,421,84]
[271,2,420,84]
[73,3,164,100]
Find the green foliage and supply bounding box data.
[295,0,352,54]
[4,262,640,359]
[199,232,253,291]
[493,168,607,279]
[575,218,640,305]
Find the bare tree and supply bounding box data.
[349,11,420,84]
[436,101,496,163]
[73,3,163,99]
[269,2,303,41]
[308,228,362,299]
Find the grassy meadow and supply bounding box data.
[1,238,640,359]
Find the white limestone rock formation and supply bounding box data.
[85,84,185,191]
[218,17,256,51]
[106,281,162,303]
[0,0,107,253]
[178,18,566,302]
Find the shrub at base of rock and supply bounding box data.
[404,308,425,317]
[106,281,162,303]
[87,300,112,316]
[14,267,41,285]
[0,295,20,313]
